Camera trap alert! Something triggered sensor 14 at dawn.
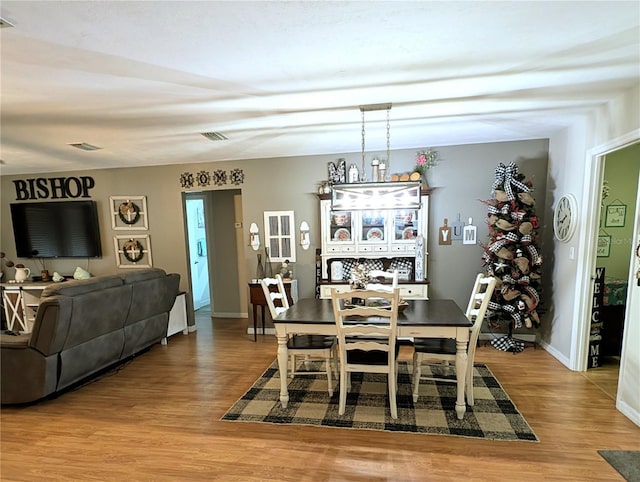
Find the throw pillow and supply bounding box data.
[73,266,91,280]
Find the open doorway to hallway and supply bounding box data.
[183,189,248,324]
[184,195,211,310]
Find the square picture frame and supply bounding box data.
[604,203,626,228]
[110,196,148,230]
[114,235,153,268]
[596,235,611,258]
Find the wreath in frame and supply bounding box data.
[122,239,145,263]
[118,201,141,225]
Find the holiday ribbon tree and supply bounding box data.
[481,162,542,352]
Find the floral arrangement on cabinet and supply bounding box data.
[413,149,439,175]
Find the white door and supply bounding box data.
[186,197,211,310]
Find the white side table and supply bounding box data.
[1,282,50,333]
[162,292,188,344]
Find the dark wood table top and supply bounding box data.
[274,298,471,328]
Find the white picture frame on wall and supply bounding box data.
[113,235,153,268]
[110,195,148,230]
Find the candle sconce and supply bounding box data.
[300,221,310,250]
[249,222,260,251]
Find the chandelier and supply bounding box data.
[360,102,392,182]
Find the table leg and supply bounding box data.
[261,306,266,335]
[276,333,289,408]
[455,338,468,420]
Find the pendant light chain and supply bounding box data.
[361,109,366,180]
[386,107,391,174]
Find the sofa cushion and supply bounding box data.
[120,268,167,284]
[57,330,126,390]
[124,272,179,325]
[61,284,132,350]
[121,313,169,358]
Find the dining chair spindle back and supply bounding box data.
[412,273,497,405]
[261,275,337,395]
[331,287,401,419]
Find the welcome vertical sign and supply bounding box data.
[588,267,605,369]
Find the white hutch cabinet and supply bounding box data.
[318,182,431,299]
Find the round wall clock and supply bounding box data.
[553,193,578,242]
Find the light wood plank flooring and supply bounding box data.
[1,310,638,481]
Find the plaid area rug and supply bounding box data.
[222,360,538,442]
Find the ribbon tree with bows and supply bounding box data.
[481,162,542,353]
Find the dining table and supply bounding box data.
[273,297,472,420]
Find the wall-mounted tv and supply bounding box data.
[10,201,102,258]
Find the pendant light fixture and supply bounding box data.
[360,103,392,182]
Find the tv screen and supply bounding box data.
[10,201,102,258]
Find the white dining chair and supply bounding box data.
[331,287,401,419]
[261,274,337,396]
[365,269,399,293]
[412,273,497,405]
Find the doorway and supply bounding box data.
[183,189,248,321]
[577,134,640,420]
[185,195,211,310]
[588,143,640,396]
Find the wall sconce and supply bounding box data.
[249,222,260,251]
[300,221,310,250]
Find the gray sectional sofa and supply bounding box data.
[1,268,180,404]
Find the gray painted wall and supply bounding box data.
[0,139,548,334]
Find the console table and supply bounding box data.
[247,279,298,341]
[1,281,51,333]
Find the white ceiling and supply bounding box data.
[1,1,638,176]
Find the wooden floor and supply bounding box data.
[2,310,638,482]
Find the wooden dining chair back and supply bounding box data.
[365,269,399,292]
[260,274,290,319]
[412,273,497,405]
[331,287,401,419]
[261,275,337,396]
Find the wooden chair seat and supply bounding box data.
[413,338,456,355]
[346,345,400,365]
[288,334,335,350]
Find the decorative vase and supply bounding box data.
[421,173,430,188]
[14,267,30,282]
[264,248,273,278]
[256,254,265,280]
[41,269,51,282]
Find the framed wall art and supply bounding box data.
[110,196,148,230]
[596,234,611,258]
[114,235,153,268]
[604,202,626,228]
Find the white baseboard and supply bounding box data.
[617,399,640,428]
[212,312,247,318]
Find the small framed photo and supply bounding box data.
[596,235,611,258]
[110,196,148,230]
[114,235,153,268]
[605,203,626,228]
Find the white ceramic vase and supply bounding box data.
[14,267,30,282]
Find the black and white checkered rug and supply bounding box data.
[222,360,538,442]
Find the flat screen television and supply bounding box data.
[10,201,102,258]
